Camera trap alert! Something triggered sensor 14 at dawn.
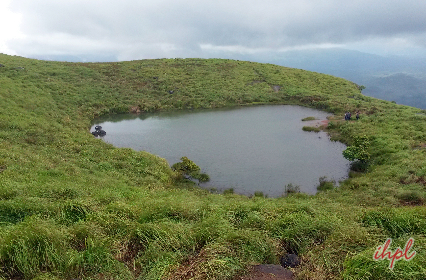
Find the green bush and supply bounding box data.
[172,156,210,183]
[343,135,371,172]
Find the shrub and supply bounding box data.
[343,135,371,171]
[171,156,210,184]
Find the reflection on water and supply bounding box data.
[92,105,350,197]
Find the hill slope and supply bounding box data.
[0,54,425,280]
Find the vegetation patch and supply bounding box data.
[301,116,316,121]
[302,126,321,132]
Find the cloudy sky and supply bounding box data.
[1,0,426,62]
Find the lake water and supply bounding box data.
[92,105,350,197]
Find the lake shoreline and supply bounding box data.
[93,105,349,197]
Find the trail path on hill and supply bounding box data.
[235,265,294,280]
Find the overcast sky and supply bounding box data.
[1,0,426,62]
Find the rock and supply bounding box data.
[280,254,300,268]
[92,126,106,137]
[168,90,174,94]
[0,64,4,67]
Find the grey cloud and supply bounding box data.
[7,0,426,60]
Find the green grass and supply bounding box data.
[0,54,425,279]
[302,126,321,132]
[302,116,317,121]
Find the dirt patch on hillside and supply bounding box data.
[303,119,330,128]
[235,265,294,280]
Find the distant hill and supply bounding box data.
[232,48,426,109]
[363,73,426,108]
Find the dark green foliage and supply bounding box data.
[172,156,201,174]
[0,201,30,224]
[343,135,371,170]
[61,203,88,225]
[172,156,210,183]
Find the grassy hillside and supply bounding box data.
[0,54,425,280]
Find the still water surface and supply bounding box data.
[92,105,350,197]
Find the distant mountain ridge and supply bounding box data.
[263,49,426,109]
[363,73,426,108]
